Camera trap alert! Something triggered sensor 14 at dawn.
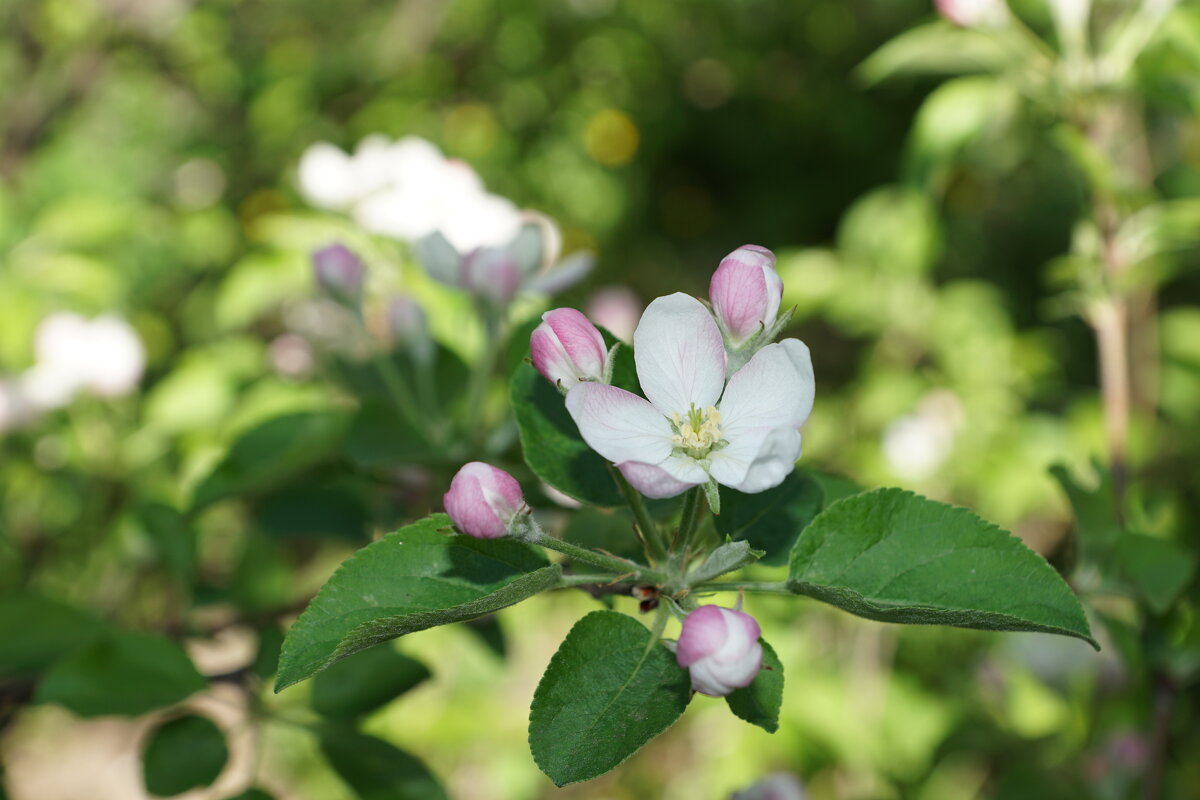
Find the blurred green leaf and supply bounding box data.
[906,77,1015,190]
[222,790,275,800]
[1050,462,1123,563]
[1114,532,1196,614]
[257,482,369,541]
[343,399,432,467]
[838,186,941,276]
[0,595,106,678]
[561,507,644,562]
[252,625,285,681]
[232,535,294,612]
[36,632,207,716]
[529,610,691,786]
[857,21,1008,85]
[715,471,825,566]
[788,489,1098,648]
[138,503,196,582]
[310,645,430,720]
[275,515,559,690]
[191,410,351,509]
[142,714,229,797]
[725,639,784,734]
[320,727,446,800]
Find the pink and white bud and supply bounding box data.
[709,245,784,345]
[443,462,527,539]
[676,605,763,696]
[935,0,1007,28]
[312,243,365,303]
[530,309,608,389]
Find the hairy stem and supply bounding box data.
[525,522,669,584]
[691,581,794,595]
[609,465,669,564]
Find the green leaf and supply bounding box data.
[725,639,784,733]
[689,540,764,584]
[0,595,106,678]
[222,790,275,800]
[138,503,196,581]
[251,625,285,680]
[344,399,432,468]
[257,482,369,541]
[142,714,228,797]
[856,21,1008,85]
[561,507,643,562]
[276,515,560,690]
[529,610,692,786]
[716,471,825,566]
[310,645,431,720]
[319,726,447,800]
[192,411,351,509]
[787,489,1098,649]
[1114,532,1196,615]
[510,329,638,507]
[35,632,208,717]
[1050,462,1122,562]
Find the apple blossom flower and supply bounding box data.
[444,462,528,539]
[935,0,1007,28]
[530,308,609,390]
[312,243,365,305]
[23,313,145,409]
[710,245,784,346]
[415,216,593,306]
[586,286,642,343]
[676,605,763,697]
[565,293,813,498]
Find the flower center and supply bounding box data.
[670,404,724,459]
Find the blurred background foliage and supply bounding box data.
[2,0,1199,798]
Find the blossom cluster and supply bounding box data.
[0,313,145,434]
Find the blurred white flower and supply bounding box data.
[297,135,523,253]
[29,313,145,407]
[586,286,642,342]
[0,379,36,434]
[881,389,964,480]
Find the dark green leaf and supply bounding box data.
[529,610,692,786]
[344,399,432,468]
[716,471,824,566]
[138,503,196,581]
[231,535,294,613]
[510,329,637,507]
[1114,532,1196,614]
[276,515,560,690]
[689,540,764,584]
[725,639,784,733]
[0,595,106,678]
[464,615,507,658]
[562,507,643,562]
[142,714,228,796]
[252,625,285,681]
[319,727,447,800]
[257,482,369,541]
[787,489,1098,648]
[1050,462,1123,562]
[192,411,351,509]
[310,645,430,720]
[36,632,207,717]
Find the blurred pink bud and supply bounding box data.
[709,245,783,345]
[586,286,642,343]
[463,247,521,305]
[936,0,1006,28]
[312,243,365,302]
[732,773,808,800]
[530,309,608,388]
[443,462,527,539]
[386,295,433,364]
[676,605,763,696]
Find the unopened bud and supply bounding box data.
[936,0,1007,28]
[530,309,608,390]
[313,243,366,304]
[709,245,783,346]
[676,605,763,697]
[443,462,527,539]
[387,295,433,363]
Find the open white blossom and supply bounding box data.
[565,293,814,497]
[881,390,964,479]
[27,313,145,408]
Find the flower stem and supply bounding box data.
[557,573,633,587]
[675,486,707,556]
[691,581,794,595]
[524,522,669,585]
[609,465,669,564]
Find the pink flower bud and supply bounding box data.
[443,462,527,539]
[936,0,1006,28]
[709,245,783,345]
[463,247,521,305]
[313,243,366,303]
[530,309,608,388]
[676,605,763,696]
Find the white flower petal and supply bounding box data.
[709,426,802,494]
[565,383,674,467]
[633,293,726,415]
[616,461,699,499]
[719,338,814,436]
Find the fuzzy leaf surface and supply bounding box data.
[725,639,784,733]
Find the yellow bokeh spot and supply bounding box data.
[584,109,639,167]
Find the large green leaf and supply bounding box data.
[35,632,208,716]
[276,515,560,690]
[319,727,447,800]
[0,595,106,678]
[142,714,228,797]
[787,489,1098,648]
[725,639,784,734]
[856,21,1007,85]
[529,610,692,786]
[716,471,825,566]
[310,645,430,720]
[1114,532,1196,615]
[510,329,638,507]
